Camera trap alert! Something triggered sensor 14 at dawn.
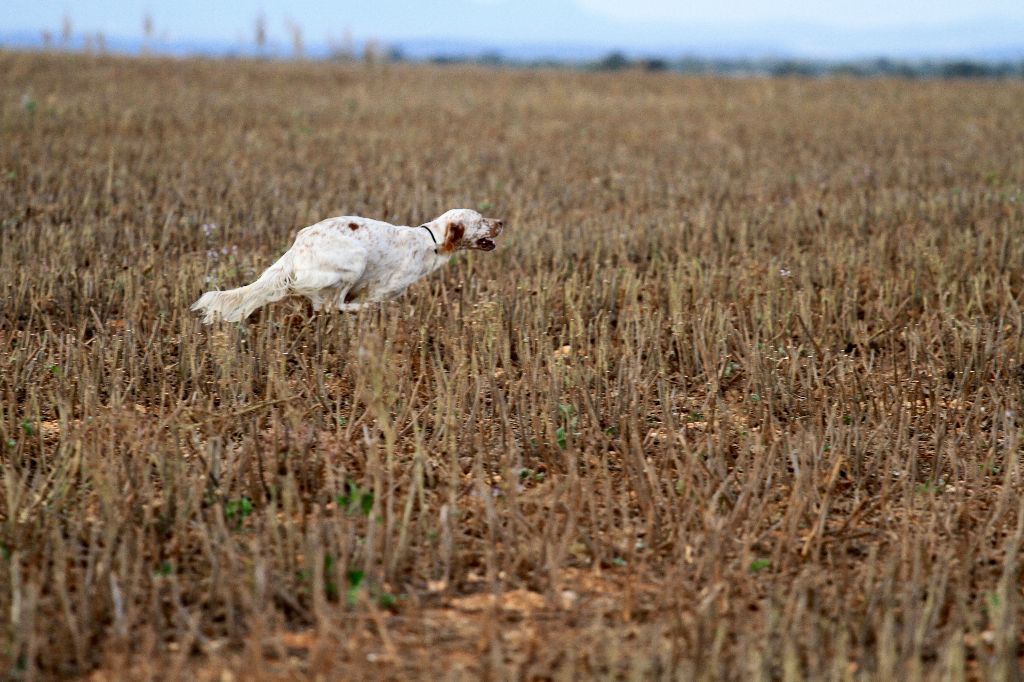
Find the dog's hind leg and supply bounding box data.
[307,291,328,311]
[291,238,368,314]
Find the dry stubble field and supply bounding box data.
[1,52,1024,680]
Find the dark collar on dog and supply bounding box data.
[420,224,438,254]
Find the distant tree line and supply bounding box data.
[579,52,1024,79]
[420,50,1024,79]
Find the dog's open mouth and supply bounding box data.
[476,238,496,251]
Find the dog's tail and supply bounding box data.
[191,252,293,324]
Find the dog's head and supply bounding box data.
[434,208,504,253]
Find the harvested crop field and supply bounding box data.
[2,52,1024,679]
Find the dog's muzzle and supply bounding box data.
[476,218,503,250]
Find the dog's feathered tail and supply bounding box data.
[192,252,293,324]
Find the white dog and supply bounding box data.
[192,208,504,323]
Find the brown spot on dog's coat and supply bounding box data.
[348,222,359,230]
[442,222,465,253]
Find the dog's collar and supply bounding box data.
[419,224,438,254]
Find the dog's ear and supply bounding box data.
[442,222,464,253]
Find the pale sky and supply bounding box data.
[574,0,1023,28]
[2,0,1023,57]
